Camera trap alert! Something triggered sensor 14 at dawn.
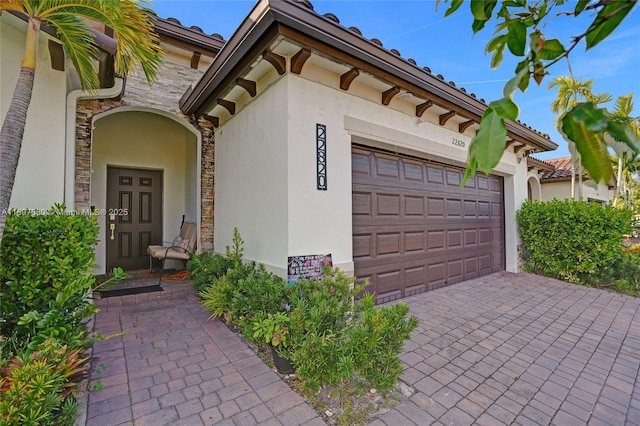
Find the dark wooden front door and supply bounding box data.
[106,167,163,271]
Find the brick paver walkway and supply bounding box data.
[85,284,324,425]
[85,273,640,425]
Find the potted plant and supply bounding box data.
[249,312,295,374]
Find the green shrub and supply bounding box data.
[598,244,640,296]
[516,200,633,284]
[348,294,419,390]
[0,338,90,426]
[0,205,101,351]
[200,274,235,322]
[201,263,287,323]
[188,252,233,293]
[199,230,419,393]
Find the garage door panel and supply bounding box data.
[405,196,425,216]
[377,194,402,217]
[464,229,477,246]
[465,256,478,278]
[353,148,504,301]
[352,191,373,218]
[447,199,462,217]
[427,165,444,183]
[377,232,401,256]
[403,161,424,183]
[353,233,373,260]
[427,230,445,250]
[446,169,461,187]
[464,200,477,217]
[447,259,464,281]
[448,229,463,247]
[352,150,372,177]
[405,231,425,253]
[375,156,400,180]
[427,197,445,216]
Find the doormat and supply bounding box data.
[99,285,163,298]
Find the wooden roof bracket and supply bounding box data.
[290,48,311,74]
[203,114,219,128]
[217,99,236,115]
[382,86,401,105]
[439,110,456,126]
[416,100,433,117]
[459,119,474,133]
[505,139,518,149]
[190,51,202,69]
[263,51,286,75]
[340,68,359,90]
[514,144,529,154]
[236,78,257,97]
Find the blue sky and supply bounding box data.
[153,0,640,160]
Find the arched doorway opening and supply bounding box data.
[90,108,200,274]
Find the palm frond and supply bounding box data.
[47,13,100,91]
[0,0,25,13]
[28,0,161,87]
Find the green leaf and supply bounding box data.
[585,2,634,49]
[471,0,489,20]
[444,0,464,16]
[506,20,527,56]
[569,102,608,132]
[538,39,565,60]
[486,34,507,53]
[489,98,519,121]
[491,42,506,69]
[471,17,488,33]
[607,121,640,154]
[514,59,530,92]
[574,0,589,16]
[504,65,529,98]
[468,108,507,176]
[561,106,613,183]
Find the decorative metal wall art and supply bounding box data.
[316,123,327,190]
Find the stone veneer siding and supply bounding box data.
[75,60,215,251]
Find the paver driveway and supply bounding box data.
[376,272,640,426]
[85,273,640,425]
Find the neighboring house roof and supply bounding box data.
[540,156,583,181]
[179,0,558,154]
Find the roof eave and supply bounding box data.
[180,0,557,152]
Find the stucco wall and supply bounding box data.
[541,180,611,203]
[1,13,67,209]
[214,77,289,271]
[215,69,528,276]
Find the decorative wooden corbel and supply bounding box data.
[382,87,401,105]
[263,51,286,75]
[340,68,359,90]
[290,48,311,74]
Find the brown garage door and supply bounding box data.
[352,147,505,303]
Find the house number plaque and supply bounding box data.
[316,123,327,190]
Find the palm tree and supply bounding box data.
[0,0,162,244]
[548,76,612,199]
[609,93,640,207]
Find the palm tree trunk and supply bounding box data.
[0,68,35,244]
[0,18,39,246]
[614,156,624,206]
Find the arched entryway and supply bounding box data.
[89,107,201,274]
[527,176,542,201]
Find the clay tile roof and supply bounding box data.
[307,0,547,136]
[541,156,583,180]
